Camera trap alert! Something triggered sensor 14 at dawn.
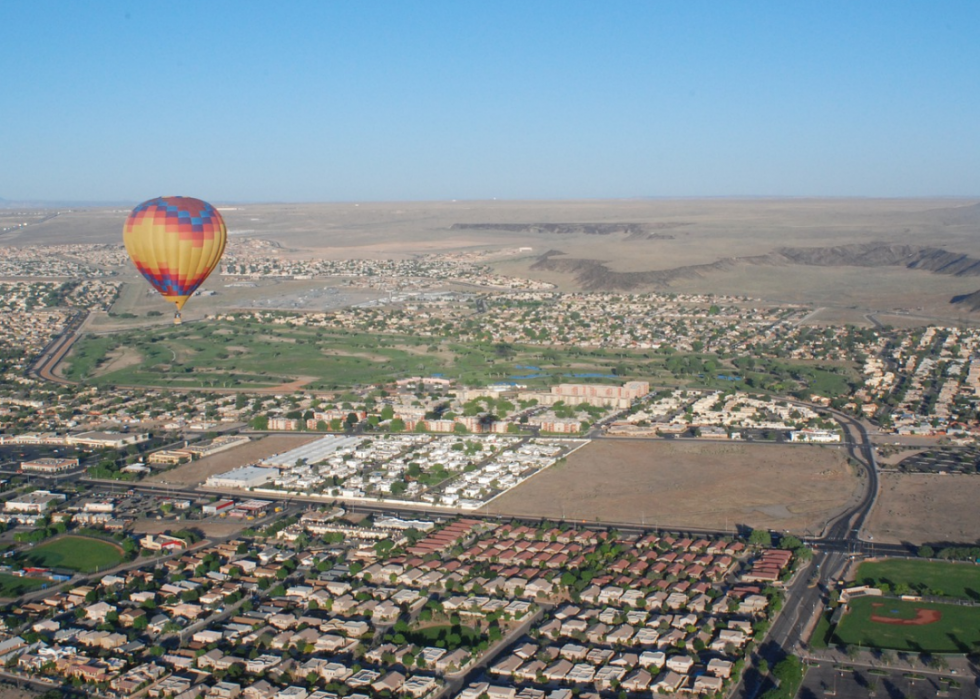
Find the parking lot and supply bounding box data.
[799,662,976,699]
[89,489,260,523]
[893,446,980,475]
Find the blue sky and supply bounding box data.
[2,2,978,201]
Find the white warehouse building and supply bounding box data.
[206,466,279,489]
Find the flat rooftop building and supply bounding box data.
[68,431,148,448]
[261,435,360,468]
[21,457,79,474]
[5,490,67,513]
[206,466,278,489]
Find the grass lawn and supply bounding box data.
[64,320,668,389]
[0,573,50,598]
[23,536,125,573]
[834,596,980,653]
[809,610,834,649]
[857,559,980,601]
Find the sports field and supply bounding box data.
[23,536,125,573]
[0,573,49,598]
[857,559,980,601]
[834,596,980,653]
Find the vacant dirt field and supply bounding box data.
[868,473,980,545]
[875,447,927,467]
[131,518,248,538]
[487,439,860,534]
[148,434,319,486]
[0,685,38,699]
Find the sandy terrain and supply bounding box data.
[147,434,320,486]
[97,346,143,375]
[668,265,978,320]
[868,473,980,545]
[0,685,40,699]
[870,434,945,448]
[875,447,927,467]
[486,439,860,534]
[12,198,980,323]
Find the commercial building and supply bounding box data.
[148,450,189,465]
[148,435,250,465]
[205,466,278,489]
[0,433,65,446]
[21,457,79,474]
[5,490,67,513]
[788,429,841,443]
[181,435,250,458]
[229,499,272,518]
[67,431,149,448]
[260,435,360,468]
[202,499,236,515]
[139,534,186,551]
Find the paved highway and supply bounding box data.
[731,402,886,699]
[27,309,87,384]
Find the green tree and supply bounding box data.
[779,535,803,550]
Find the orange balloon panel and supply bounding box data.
[123,196,227,311]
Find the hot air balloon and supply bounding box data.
[123,196,227,323]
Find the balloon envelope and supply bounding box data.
[123,196,227,313]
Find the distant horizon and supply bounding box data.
[2,194,979,209]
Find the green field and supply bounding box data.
[857,559,980,601]
[834,596,980,653]
[809,610,834,649]
[62,317,855,393]
[22,536,125,573]
[64,320,675,389]
[0,573,50,598]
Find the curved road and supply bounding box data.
[733,402,885,699]
[27,310,87,384]
[820,406,879,543]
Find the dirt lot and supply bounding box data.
[130,518,249,538]
[868,472,980,545]
[147,434,320,486]
[0,686,39,699]
[874,446,927,467]
[487,439,860,534]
